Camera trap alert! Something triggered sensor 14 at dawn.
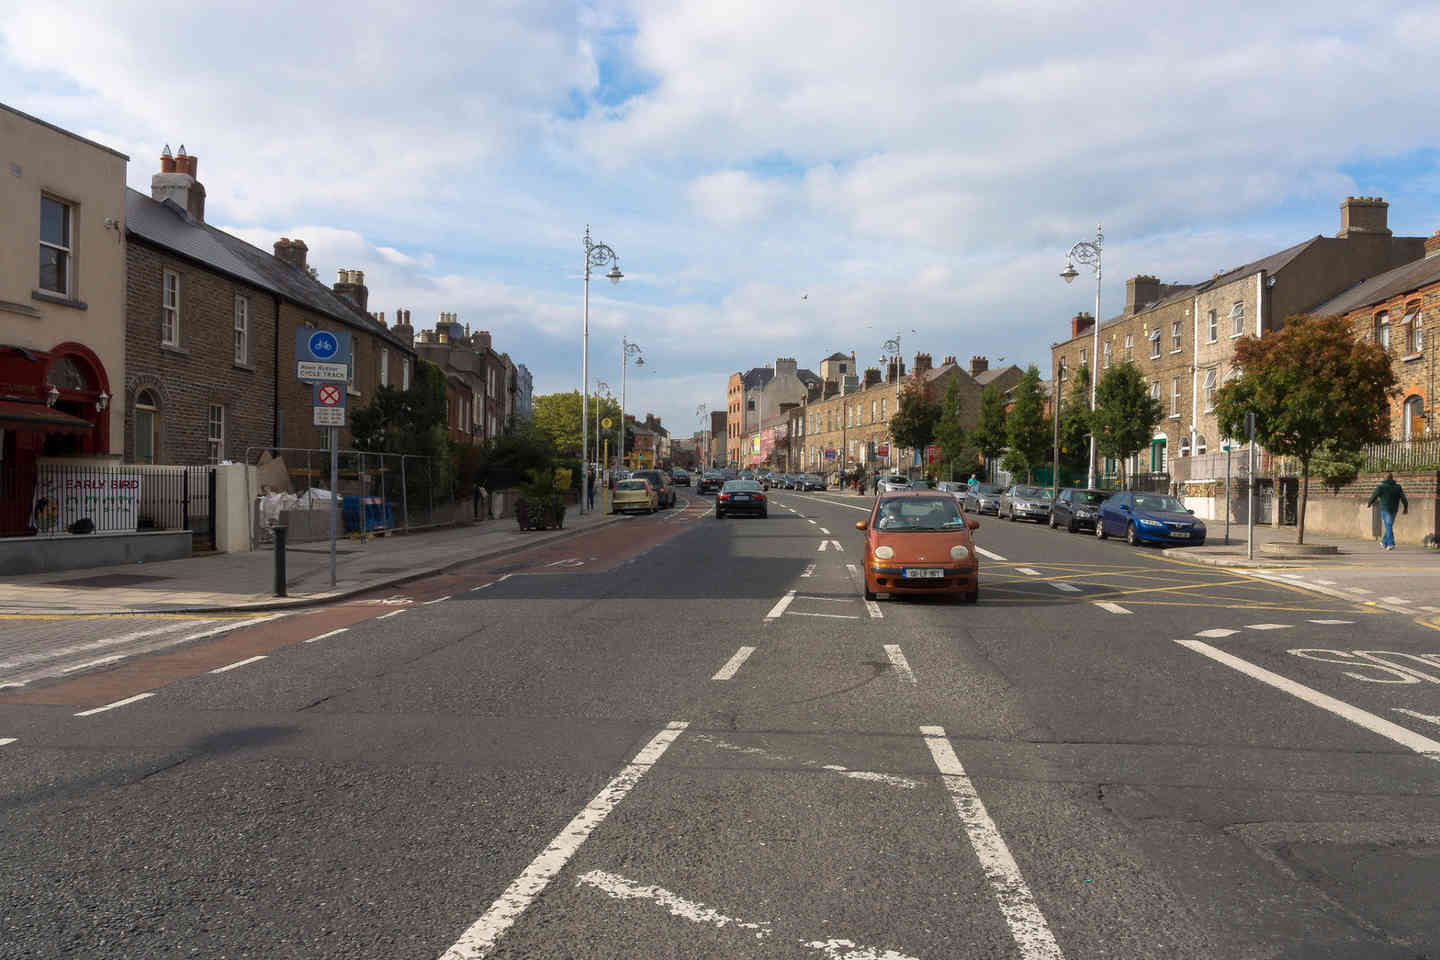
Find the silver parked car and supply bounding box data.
[966,482,1006,515]
[877,475,911,493]
[999,484,1054,522]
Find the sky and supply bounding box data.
[4,1,1439,439]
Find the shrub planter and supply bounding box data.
[515,496,566,531]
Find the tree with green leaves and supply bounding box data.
[970,385,1009,483]
[935,379,979,480]
[532,391,622,458]
[1214,314,1395,543]
[1091,361,1163,490]
[1001,365,1051,483]
[351,357,449,457]
[1057,365,1092,481]
[889,379,942,463]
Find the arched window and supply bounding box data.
[134,389,160,464]
[1179,436,1192,457]
[1402,301,1422,354]
[46,356,90,392]
[1402,395,1424,441]
[1195,434,1208,455]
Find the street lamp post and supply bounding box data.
[619,338,644,473]
[594,379,610,476]
[881,332,904,472]
[696,403,708,471]
[582,226,623,515]
[1060,224,1103,489]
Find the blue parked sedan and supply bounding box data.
[1094,491,1206,546]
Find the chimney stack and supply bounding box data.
[1070,312,1094,339]
[942,355,957,367]
[1425,230,1440,260]
[969,355,989,376]
[272,237,309,271]
[864,367,882,387]
[333,268,368,312]
[151,143,206,222]
[1339,196,1391,239]
[913,352,933,375]
[1124,275,1161,315]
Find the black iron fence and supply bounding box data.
[1,460,214,543]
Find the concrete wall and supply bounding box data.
[1298,470,1438,545]
[0,529,191,575]
[213,463,254,553]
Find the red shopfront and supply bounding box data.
[1,342,112,536]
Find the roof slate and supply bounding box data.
[1311,254,1440,316]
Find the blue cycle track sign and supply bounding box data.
[295,328,351,382]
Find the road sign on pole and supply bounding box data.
[296,329,351,382]
[312,380,347,426]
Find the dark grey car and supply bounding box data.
[1049,488,1111,532]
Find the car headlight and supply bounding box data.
[874,545,894,560]
[1136,517,1164,528]
[1193,522,1206,533]
[949,545,970,561]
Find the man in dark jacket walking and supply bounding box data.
[1367,472,1408,550]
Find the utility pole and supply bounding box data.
[1051,367,1061,502]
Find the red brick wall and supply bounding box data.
[1339,280,1439,440]
[123,238,276,465]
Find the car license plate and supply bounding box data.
[1168,531,1190,539]
[735,494,750,500]
[902,568,943,579]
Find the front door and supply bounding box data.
[1150,439,1167,473]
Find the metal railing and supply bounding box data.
[1361,436,1440,473]
[2,460,212,540]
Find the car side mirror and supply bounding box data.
[1120,504,1130,511]
[967,519,980,531]
[855,521,868,531]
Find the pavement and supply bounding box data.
[0,504,623,616]
[3,487,1440,958]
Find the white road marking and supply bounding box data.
[883,644,916,684]
[789,612,861,620]
[865,600,883,619]
[1315,580,1337,585]
[808,519,818,525]
[830,540,843,552]
[817,540,829,552]
[210,655,267,674]
[1016,567,1041,576]
[1196,628,1239,638]
[437,721,688,960]
[0,737,17,747]
[1051,581,1081,593]
[1394,708,1440,726]
[1308,619,1355,625]
[801,563,816,578]
[377,610,405,620]
[1245,623,1291,631]
[690,733,919,788]
[74,692,155,717]
[0,618,213,670]
[712,646,756,681]
[423,596,452,605]
[1178,640,1440,761]
[61,654,126,673]
[305,628,350,643]
[497,573,514,582]
[1379,596,1412,605]
[470,583,494,591]
[974,547,1007,562]
[1093,602,1132,615]
[819,527,830,535]
[1422,606,1440,613]
[1346,588,1373,595]
[765,590,796,621]
[797,595,855,602]
[576,871,922,959]
[921,726,1065,960]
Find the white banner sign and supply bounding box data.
[31,467,142,535]
[314,406,346,427]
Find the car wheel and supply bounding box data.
[1126,522,1140,546]
[715,509,723,519]
[1095,518,1108,540]
[864,585,878,601]
[1194,538,1205,547]
[963,588,978,604]
[761,509,768,518]
[1067,519,1077,534]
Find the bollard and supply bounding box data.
[273,525,288,597]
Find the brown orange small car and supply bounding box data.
[856,491,981,603]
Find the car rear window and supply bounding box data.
[617,480,648,490]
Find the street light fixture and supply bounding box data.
[582,226,623,515]
[1060,224,1103,489]
[619,338,644,472]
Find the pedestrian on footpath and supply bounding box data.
[967,473,979,494]
[587,470,597,511]
[1367,472,1408,550]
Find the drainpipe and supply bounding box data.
[272,293,282,448]
[1191,294,1199,460]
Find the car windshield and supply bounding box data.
[874,496,966,531]
[976,484,1005,495]
[1074,491,1109,505]
[909,479,934,490]
[1012,486,1051,500]
[803,475,820,482]
[635,471,663,484]
[617,480,648,491]
[1132,494,1187,513]
[723,480,762,492]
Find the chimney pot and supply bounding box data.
[1424,230,1440,259]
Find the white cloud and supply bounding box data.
[688,170,788,225]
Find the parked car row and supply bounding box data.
[937,481,1207,547]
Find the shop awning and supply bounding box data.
[0,400,93,434]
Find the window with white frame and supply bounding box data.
[1150,380,1160,401]
[871,400,877,421]
[1203,368,1217,411]
[1058,357,1067,380]
[1180,436,1191,457]
[1403,302,1422,354]
[846,406,853,427]
[207,404,225,463]
[881,398,887,419]
[1403,395,1423,441]
[1230,301,1245,337]
[1124,334,1133,360]
[233,295,249,364]
[1171,320,1182,351]
[1079,347,1087,368]
[1207,309,1218,343]
[1149,330,1161,359]
[162,269,180,346]
[1195,434,1207,455]
[1103,341,1112,367]
[39,195,72,295]
[487,367,496,397]
[380,347,389,387]
[402,358,410,390]
[1170,377,1180,416]
[1374,310,1390,349]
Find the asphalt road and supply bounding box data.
[2,490,1438,959]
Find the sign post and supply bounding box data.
[296,329,351,587]
[1245,411,1257,561]
[1223,442,1232,546]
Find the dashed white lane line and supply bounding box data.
[1346,587,1373,595]
[800,563,816,578]
[0,620,206,671]
[1016,567,1041,576]
[974,547,1007,562]
[1422,606,1440,613]
[921,726,1066,960]
[437,721,688,960]
[817,541,829,552]
[796,595,856,602]
[1093,602,1132,615]
[1308,619,1355,625]
[807,519,817,525]
[470,583,494,591]
[865,600,883,619]
[423,595,452,605]
[1315,580,1337,585]
[61,654,126,673]
[377,610,405,620]
[765,590,797,621]
[74,692,155,717]
[711,646,756,681]
[1051,581,1081,593]
[819,527,830,535]
[790,612,861,620]
[829,540,843,552]
[1196,628,1239,638]
[305,628,350,644]
[575,870,922,959]
[210,655,267,674]
[1245,623,1291,631]
[1177,640,1440,762]
[0,737,17,747]
[883,644,916,684]
[690,733,920,789]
